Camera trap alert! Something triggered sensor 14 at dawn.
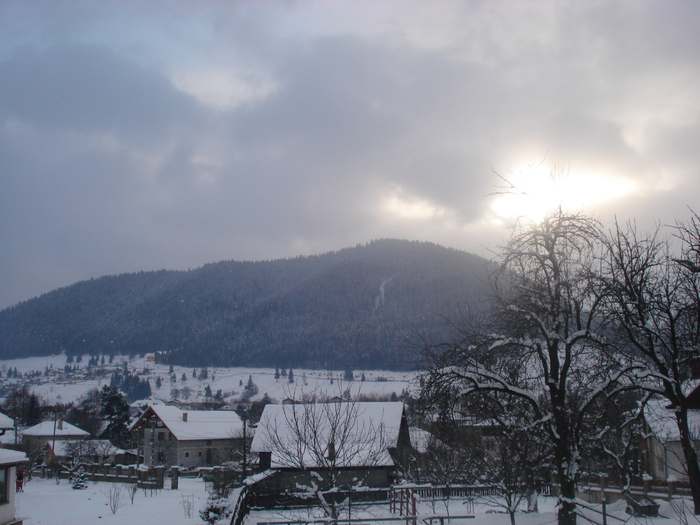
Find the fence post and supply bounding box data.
[155,466,165,489]
[667,476,677,500]
[213,466,221,493]
[171,466,179,490]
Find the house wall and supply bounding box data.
[254,466,393,494]
[0,465,17,525]
[177,438,237,468]
[646,436,700,483]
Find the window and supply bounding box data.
[158,432,165,442]
[0,468,7,504]
[259,452,271,471]
[157,452,164,462]
[185,452,189,458]
[198,451,202,457]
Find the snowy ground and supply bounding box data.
[14,473,700,525]
[16,475,209,525]
[243,496,697,525]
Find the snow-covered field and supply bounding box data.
[0,354,416,407]
[17,475,209,524]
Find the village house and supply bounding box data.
[0,448,26,525]
[249,401,411,500]
[21,420,89,454]
[644,383,700,483]
[130,405,245,468]
[44,438,136,467]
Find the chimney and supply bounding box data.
[182,412,188,422]
[57,418,63,431]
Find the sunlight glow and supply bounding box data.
[489,166,639,222]
[382,190,451,221]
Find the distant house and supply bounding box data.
[0,448,26,525]
[250,401,411,495]
[130,405,245,468]
[44,439,135,467]
[21,420,90,454]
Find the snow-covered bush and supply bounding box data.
[70,466,88,490]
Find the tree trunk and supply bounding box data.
[558,483,577,525]
[677,406,700,514]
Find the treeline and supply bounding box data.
[0,239,491,370]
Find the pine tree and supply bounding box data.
[199,491,232,525]
[204,385,213,398]
[100,386,132,448]
[288,369,294,384]
[71,466,88,490]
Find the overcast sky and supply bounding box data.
[1,1,699,309]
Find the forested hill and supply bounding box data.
[0,239,491,370]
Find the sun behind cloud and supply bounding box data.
[489,164,639,223]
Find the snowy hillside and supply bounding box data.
[0,353,417,407]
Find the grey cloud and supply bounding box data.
[2,1,700,309]
[0,43,203,145]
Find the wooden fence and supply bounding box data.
[57,463,166,489]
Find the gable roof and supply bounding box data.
[22,420,89,438]
[251,401,405,468]
[129,405,244,441]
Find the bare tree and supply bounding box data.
[100,483,125,514]
[423,210,630,525]
[601,214,700,512]
[256,396,393,519]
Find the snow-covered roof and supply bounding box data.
[251,402,405,469]
[0,448,26,465]
[408,427,433,454]
[0,412,14,430]
[130,405,244,441]
[22,420,89,438]
[644,398,700,443]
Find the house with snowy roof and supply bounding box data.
[644,385,700,483]
[129,405,245,468]
[249,401,411,496]
[0,413,13,437]
[44,438,135,467]
[0,448,26,525]
[21,420,89,454]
